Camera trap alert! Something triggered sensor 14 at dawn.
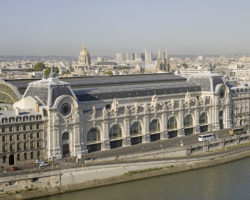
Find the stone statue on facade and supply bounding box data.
[151,95,158,111]
[124,105,129,115]
[102,107,107,118]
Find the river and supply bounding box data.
[38,158,250,200]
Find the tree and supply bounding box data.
[182,63,188,69]
[34,62,46,71]
[44,67,59,77]
[103,71,113,76]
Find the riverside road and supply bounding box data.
[0,128,238,177]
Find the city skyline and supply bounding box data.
[1,0,250,56]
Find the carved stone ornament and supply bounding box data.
[111,98,119,112]
[134,102,139,113]
[91,106,96,120]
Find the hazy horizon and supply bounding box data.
[1,0,250,57]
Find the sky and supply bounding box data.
[0,0,250,56]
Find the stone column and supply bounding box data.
[101,121,110,150]
[212,100,220,131]
[178,111,185,137]
[123,118,131,146]
[73,124,85,156]
[194,108,200,135]
[143,115,150,142]
[161,113,168,139]
[225,104,232,129]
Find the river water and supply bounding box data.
[39,158,250,200]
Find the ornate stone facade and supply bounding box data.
[1,73,249,162]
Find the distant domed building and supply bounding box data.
[78,43,91,66]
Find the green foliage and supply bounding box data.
[34,62,46,71]
[26,68,34,72]
[103,70,113,76]
[182,63,188,69]
[44,67,59,77]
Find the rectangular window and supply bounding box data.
[36,132,40,138]
[17,134,19,141]
[30,152,33,159]
[23,125,26,131]
[2,145,6,153]
[30,142,34,149]
[2,136,5,142]
[24,134,26,140]
[9,127,12,132]
[10,144,13,152]
[17,143,20,151]
[37,141,40,148]
[37,151,40,159]
[17,154,20,161]
[3,156,6,163]
[24,153,27,160]
[2,127,5,133]
[24,143,27,150]
[16,126,19,131]
[30,133,33,139]
[30,125,32,130]
[9,135,12,142]
[36,124,39,129]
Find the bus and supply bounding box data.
[198,133,215,142]
[229,127,244,136]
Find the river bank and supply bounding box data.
[1,142,250,200]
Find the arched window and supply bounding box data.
[199,112,208,124]
[87,128,100,144]
[219,111,223,118]
[109,124,122,140]
[167,116,177,129]
[62,132,69,141]
[149,119,160,134]
[130,122,142,137]
[184,114,193,127]
[62,132,70,157]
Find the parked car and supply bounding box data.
[10,166,21,171]
[39,161,49,167]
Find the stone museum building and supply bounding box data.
[0,72,249,167]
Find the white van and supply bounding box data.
[198,133,215,142]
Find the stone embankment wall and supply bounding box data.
[0,133,250,200]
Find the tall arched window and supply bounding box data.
[167,116,177,129]
[199,112,208,124]
[184,114,193,127]
[149,119,160,134]
[109,124,122,140]
[87,128,100,144]
[130,122,142,137]
[62,132,69,141]
[62,132,70,157]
